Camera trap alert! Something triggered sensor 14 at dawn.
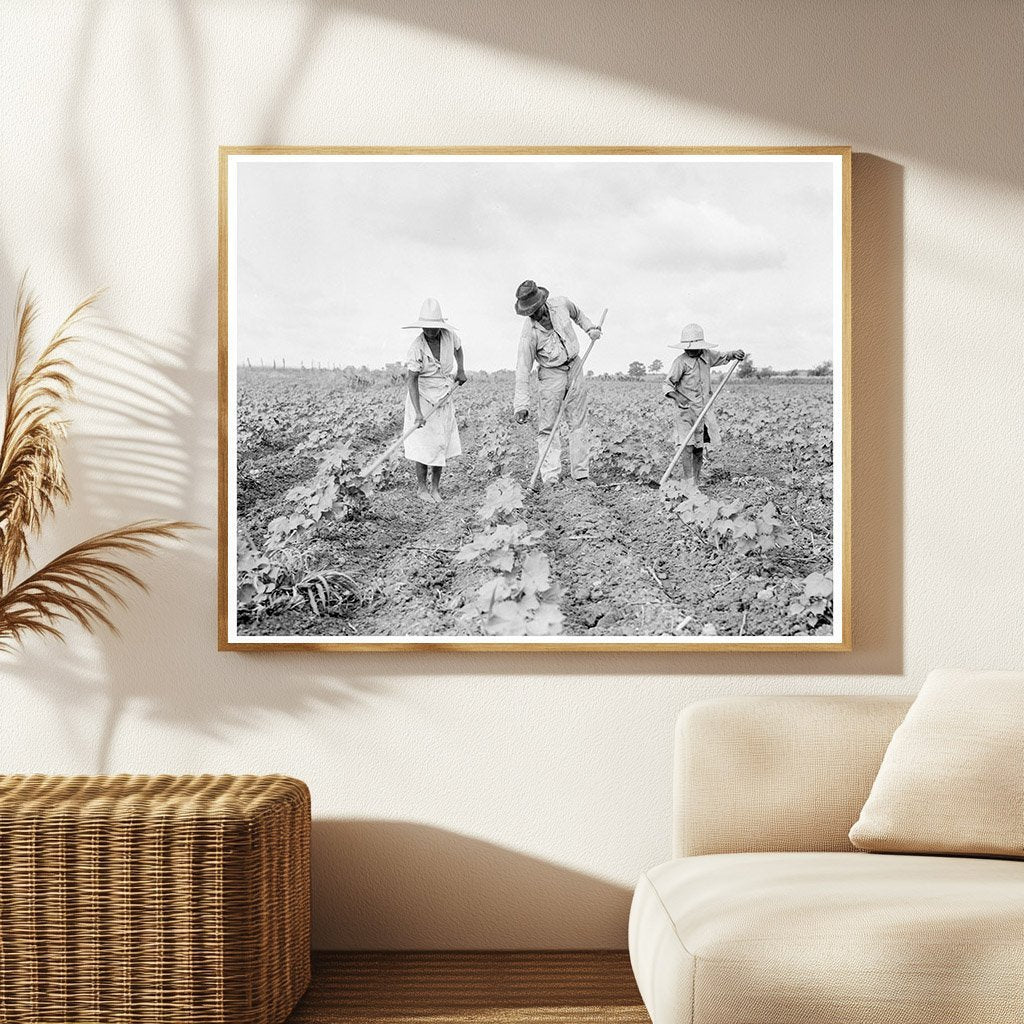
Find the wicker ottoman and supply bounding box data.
[0,774,310,1024]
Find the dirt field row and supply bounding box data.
[235,371,835,638]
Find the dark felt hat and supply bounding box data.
[514,280,549,317]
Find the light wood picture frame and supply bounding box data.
[219,147,851,652]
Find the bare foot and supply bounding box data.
[416,489,433,504]
[429,490,442,503]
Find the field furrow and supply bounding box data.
[235,370,836,640]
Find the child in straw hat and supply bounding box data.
[665,323,746,495]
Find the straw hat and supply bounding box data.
[668,322,717,350]
[514,280,549,317]
[404,297,456,330]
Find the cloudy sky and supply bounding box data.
[234,155,838,373]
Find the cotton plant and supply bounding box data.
[456,476,563,636]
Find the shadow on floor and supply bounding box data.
[312,820,634,950]
[288,951,646,1020]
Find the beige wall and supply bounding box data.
[1,1,1021,949]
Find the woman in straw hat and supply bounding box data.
[402,298,467,503]
[665,323,746,495]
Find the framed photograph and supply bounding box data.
[219,147,850,651]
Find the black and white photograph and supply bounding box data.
[220,148,849,650]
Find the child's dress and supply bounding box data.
[665,350,730,447]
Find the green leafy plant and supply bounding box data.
[236,531,357,621]
[596,424,659,482]
[238,443,367,620]
[666,493,793,556]
[292,427,336,458]
[788,570,834,626]
[473,428,515,478]
[0,284,194,649]
[283,443,373,530]
[456,476,563,635]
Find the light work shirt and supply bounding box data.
[665,348,734,445]
[514,296,596,412]
[405,329,461,383]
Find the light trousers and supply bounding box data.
[536,364,590,482]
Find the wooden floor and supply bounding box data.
[287,951,649,1023]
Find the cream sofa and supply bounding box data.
[628,695,1024,1024]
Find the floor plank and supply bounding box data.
[287,951,649,1023]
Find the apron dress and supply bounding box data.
[403,330,463,467]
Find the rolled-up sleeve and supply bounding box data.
[514,324,535,413]
[565,299,596,334]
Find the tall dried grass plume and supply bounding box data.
[0,280,195,650]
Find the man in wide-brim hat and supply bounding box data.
[665,323,746,495]
[512,280,602,486]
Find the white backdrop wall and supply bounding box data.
[1,1,1022,949]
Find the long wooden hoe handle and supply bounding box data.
[528,308,608,491]
[359,383,459,478]
[658,358,740,488]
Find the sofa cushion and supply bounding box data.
[629,852,1024,1024]
[849,668,1024,857]
[675,695,912,857]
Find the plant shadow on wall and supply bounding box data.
[311,819,633,949]
[0,0,379,772]
[0,312,385,772]
[339,0,1019,187]
[1,4,910,776]
[328,0,1011,666]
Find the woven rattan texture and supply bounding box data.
[0,774,310,1024]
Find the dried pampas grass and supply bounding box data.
[0,280,195,650]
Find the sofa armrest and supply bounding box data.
[674,695,912,857]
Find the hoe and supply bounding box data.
[657,358,740,489]
[358,381,462,479]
